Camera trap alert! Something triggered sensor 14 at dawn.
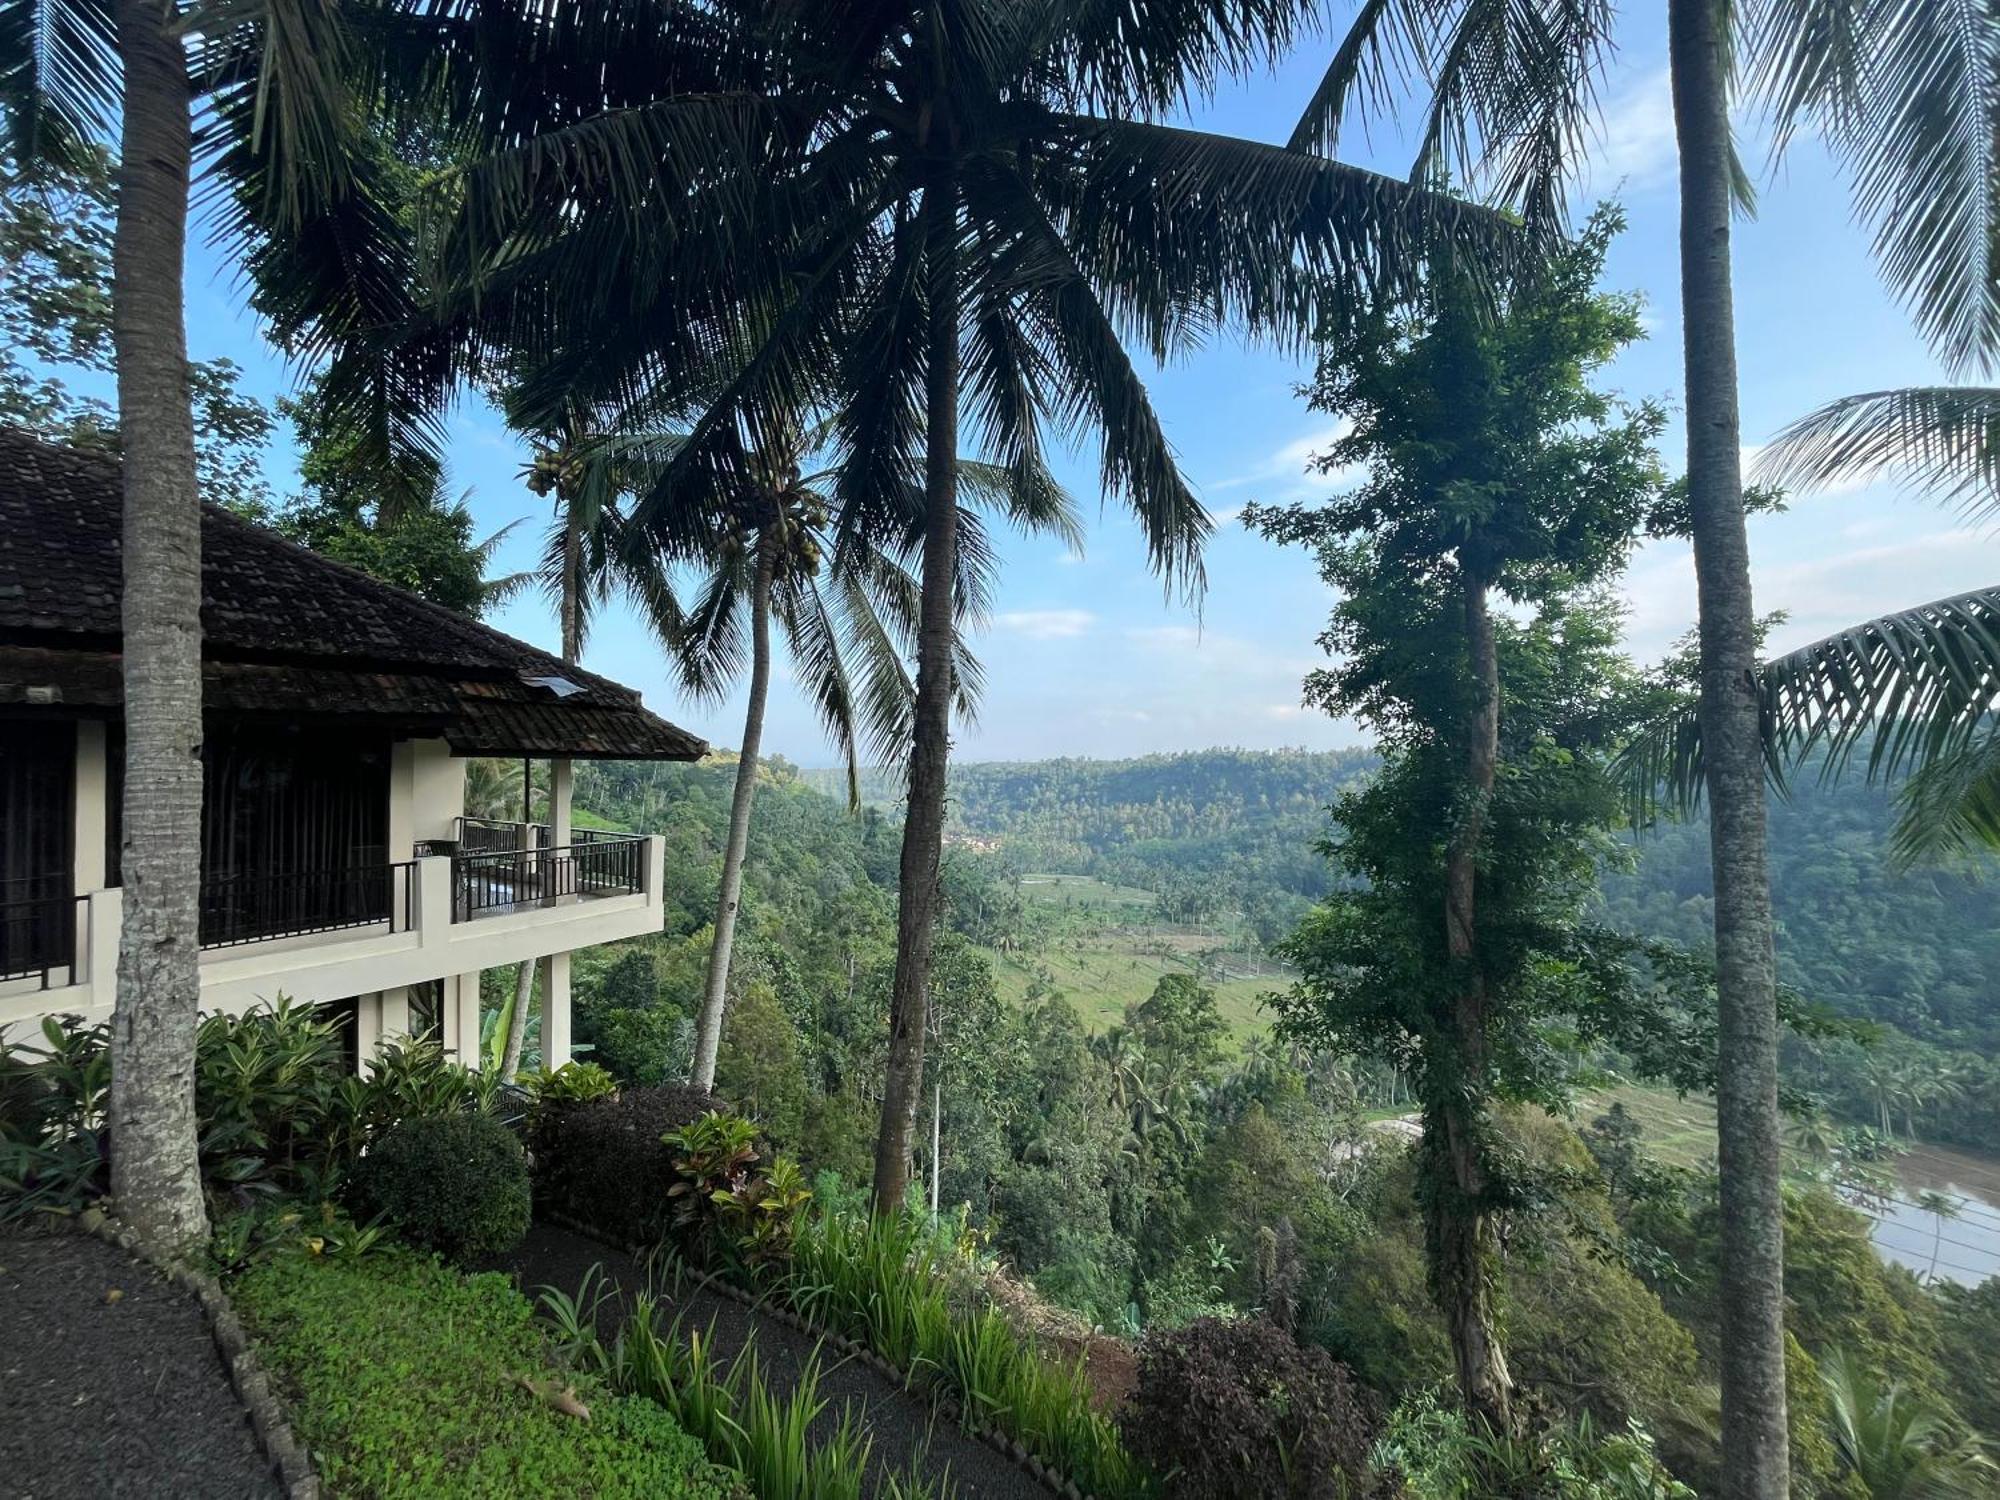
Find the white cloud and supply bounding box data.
[1126,623,1204,649]
[1210,420,1362,501]
[1586,69,1677,194]
[994,608,1096,640]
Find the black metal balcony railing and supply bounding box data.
[455,815,550,855]
[0,877,88,988]
[452,836,646,921]
[198,861,417,949]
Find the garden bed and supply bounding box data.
[492,1221,1053,1500]
[233,1247,736,1499]
[0,1227,281,1499]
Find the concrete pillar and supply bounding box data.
[86,886,120,993]
[550,757,573,848]
[389,738,464,858]
[354,991,382,1070]
[387,742,415,864]
[451,971,483,1069]
[540,950,571,1068]
[73,721,108,894]
[378,985,410,1041]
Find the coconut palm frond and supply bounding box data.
[1751,0,2000,373]
[1621,585,2000,861]
[1755,386,2000,519]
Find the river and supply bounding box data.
[1867,1143,2000,1287]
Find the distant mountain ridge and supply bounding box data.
[806,746,2000,1051]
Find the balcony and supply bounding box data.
[0,831,662,1030]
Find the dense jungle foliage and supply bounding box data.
[566,749,2000,1493]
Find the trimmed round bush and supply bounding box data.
[352,1112,530,1260]
[532,1084,723,1246]
[1120,1316,1386,1500]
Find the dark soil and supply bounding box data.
[0,1229,279,1500]
[487,1222,1051,1500]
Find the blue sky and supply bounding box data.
[179,14,1984,767]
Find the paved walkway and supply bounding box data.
[0,1229,278,1499]
[493,1222,1051,1500]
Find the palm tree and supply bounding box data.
[653,440,1079,1095]
[4,0,367,1250]
[1819,1348,2000,1498]
[1915,1191,1962,1285]
[1626,584,2000,868]
[262,0,1514,1214]
[1291,0,2000,1481]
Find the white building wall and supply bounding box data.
[3,733,664,1075]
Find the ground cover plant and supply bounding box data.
[234,1248,735,1499]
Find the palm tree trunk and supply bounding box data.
[874,176,959,1214]
[560,503,583,662]
[1435,572,1513,1431]
[498,957,534,1081]
[1670,0,1790,1491]
[500,512,583,1084]
[108,0,209,1253]
[692,534,777,1091]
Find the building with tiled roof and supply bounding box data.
[0,425,704,1066]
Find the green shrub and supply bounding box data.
[195,1001,353,1197]
[1121,1315,1383,1500]
[532,1083,723,1245]
[715,1154,813,1279]
[665,1110,762,1262]
[0,1014,110,1221]
[524,1060,619,1109]
[1374,1390,1695,1500]
[350,1112,530,1260]
[234,1250,734,1499]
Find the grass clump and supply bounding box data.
[785,1206,1151,1499]
[234,1249,735,1499]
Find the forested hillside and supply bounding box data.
[565,747,2000,1483]
[807,748,1377,939]
[808,746,2000,1053]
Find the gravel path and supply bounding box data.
[490,1222,1051,1500]
[0,1229,279,1500]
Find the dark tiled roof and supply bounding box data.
[0,427,705,760]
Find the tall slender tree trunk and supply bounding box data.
[498,957,534,1081]
[109,0,209,1253]
[692,534,777,1091]
[874,176,959,1214]
[501,506,582,1083]
[1670,2,1790,1492]
[1432,572,1513,1431]
[560,504,583,662]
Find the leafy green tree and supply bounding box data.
[0,149,276,515]
[270,373,521,617]
[1250,210,1669,1428]
[275,0,1516,1216]
[1935,1281,2000,1443]
[1293,0,2000,1481]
